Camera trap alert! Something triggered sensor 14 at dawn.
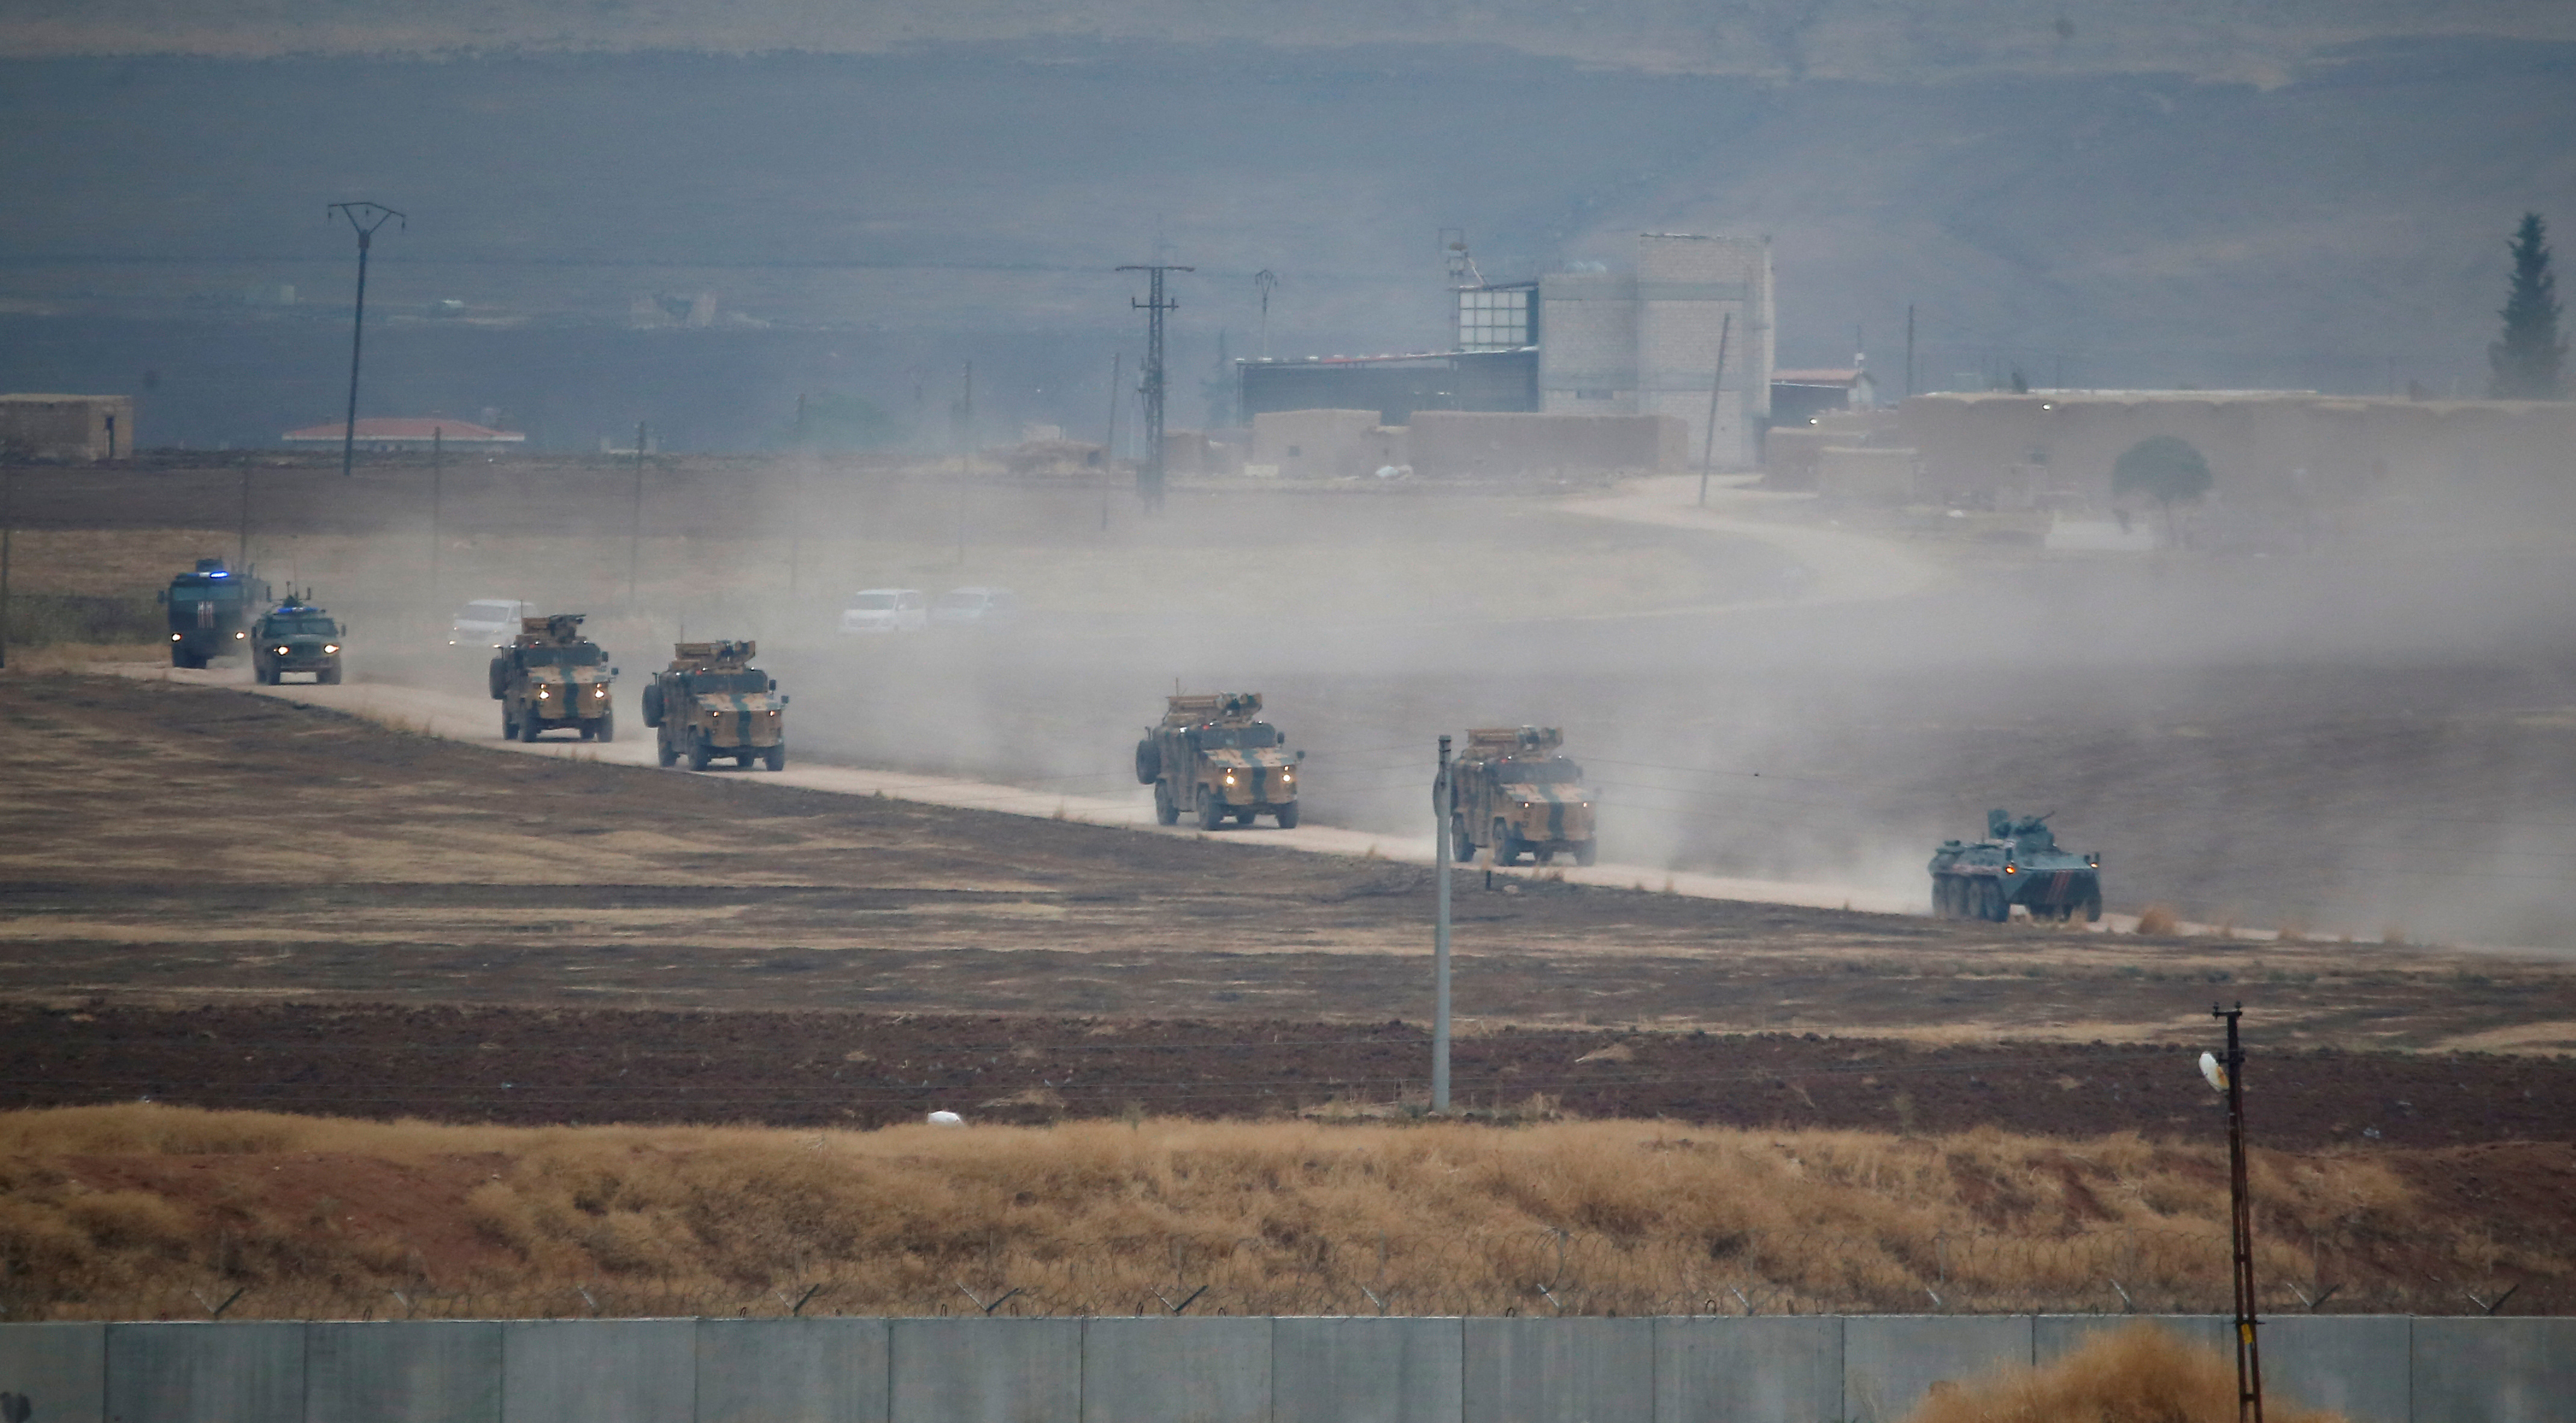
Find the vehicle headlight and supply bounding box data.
[323,643,339,654]
[1223,772,1236,784]
[275,646,290,655]
[2004,864,2017,874]
[1282,771,1292,782]
[537,687,551,698]
[235,631,247,639]
[592,684,607,698]
[172,633,183,642]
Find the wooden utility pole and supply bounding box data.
[2213,1003,2266,1423]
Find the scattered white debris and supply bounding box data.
[927,1110,965,1127]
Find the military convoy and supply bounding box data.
[250,593,345,685]
[161,558,270,668]
[1449,726,1597,865]
[1135,692,1304,830]
[1930,809,2102,922]
[489,614,618,742]
[644,640,788,771]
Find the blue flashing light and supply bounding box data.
[208,571,229,578]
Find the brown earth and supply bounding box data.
[5,673,2576,1054]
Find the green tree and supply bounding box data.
[2111,434,2213,544]
[2489,212,2566,399]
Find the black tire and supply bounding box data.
[170,645,187,668]
[500,707,517,740]
[764,743,786,772]
[1154,780,1180,825]
[594,712,615,745]
[641,681,664,728]
[1134,739,1161,785]
[1984,881,2010,922]
[1574,839,1598,867]
[2081,889,2103,924]
[1451,814,1474,860]
[1275,801,1300,830]
[319,664,342,686]
[1933,876,1953,918]
[688,735,713,772]
[1198,789,1228,831]
[1493,819,1523,866]
[657,737,679,768]
[488,657,509,700]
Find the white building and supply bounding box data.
[1537,234,1774,469]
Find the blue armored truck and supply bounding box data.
[1930,808,2102,922]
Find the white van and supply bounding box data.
[450,598,534,646]
[838,589,927,634]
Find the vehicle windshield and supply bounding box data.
[521,644,604,667]
[849,593,898,610]
[1195,722,1281,749]
[934,591,987,610]
[1498,758,1583,785]
[266,615,339,637]
[458,602,516,621]
[688,671,767,693]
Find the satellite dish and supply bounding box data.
[2199,1051,2228,1093]
[927,1110,964,1127]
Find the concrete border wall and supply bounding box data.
[2,1316,2560,1423]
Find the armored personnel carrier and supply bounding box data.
[490,613,617,742]
[160,558,270,668]
[249,592,344,685]
[643,640,788,771]
[1134,692,1303,830]
[1450,726,1597,866]
[1930,808,2101,922]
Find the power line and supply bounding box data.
[1116,263,1191,511]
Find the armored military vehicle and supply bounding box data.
[1930,808,2102,922]
[160,558,270,668]
[643,640,787,771]
[249,592,344,685]
[1134,692,1303,830]
[489,613,617,742]
[1450,726,1597,866]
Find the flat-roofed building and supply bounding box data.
[0,393,134,461]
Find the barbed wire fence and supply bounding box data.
[59,1223,2566,1324]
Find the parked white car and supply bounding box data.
[450,598,534,646]
[839,588,927,634]
[930,586,1021,628]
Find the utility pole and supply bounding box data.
[237,465,252,571]
[628,421,646,609]
[1698,311,1733,507]
[428,426,443,598]
[2210,1003,2266,1423]
[327,202,404,480]
[1433,734,1453,1112]
[1118,263,1192,510]
[1905,304,1916,400]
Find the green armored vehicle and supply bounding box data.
[1134,692,1304,830]
[1450,726,1597,866]
[643,640,787,771]
[489,613,617,742]
[160,558,270,668]
[250,592,344,685]
[1931,808,2102,922]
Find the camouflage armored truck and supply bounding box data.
[643,640,788,771]
[1930,808,2102,922]
[1449,726,1598,866]
[489,613,617,742]
[1134,692,1303,830]
[249,592,344,685]
[160,558,271,668]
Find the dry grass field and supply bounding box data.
[1909,1325,2344,1423]
[3,1104,2565,1325]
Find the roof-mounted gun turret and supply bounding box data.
[1465,726,1563,758]
[1163,691,1263,727]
